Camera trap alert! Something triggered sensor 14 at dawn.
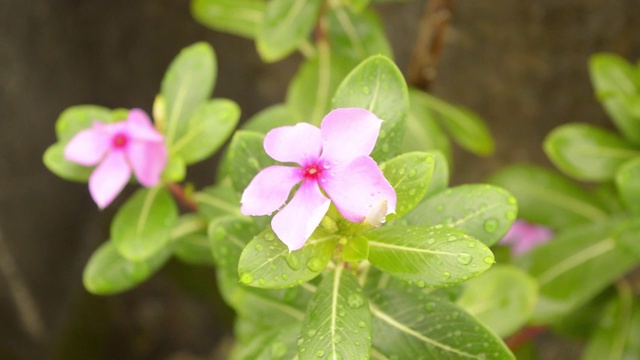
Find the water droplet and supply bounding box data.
[443,272,451,279]
[468,241,476,248]
[483,218,499,234]
[484,256,495,265]
[316,349,325,358]
[425,302,436,312]
[240,272,253,284]
[362,86,371,94]
[409,169,417,177]
[333,334,342,343]
[347,293,365,309]
[358,320,367,328]
[286,253,301,270]
[212,228,227,241]
[456,253,473,265]
[258,278,266,285]
[507,196,517,205]
[417,280,426,288]
[269,264,276,270]
[427,238,435,244]
[306,257,323,272]
[506,210,516,220]
[254,243,263,250]
[409,189,416,196]
[339,310,346,317]
[282,273,289,280]
[448,235,457,242]
[381,144,390,153]
[265,232,275,241]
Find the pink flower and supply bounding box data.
[241,108,397,251]
[501,220,553,256]
[64,109,167,209]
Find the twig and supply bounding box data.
[0,228,46,344]
[406,0,455,91]
[168,183,198,212]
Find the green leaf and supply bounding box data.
[410,89,494,156]
[456,265,538,338]
[343,235,369,262]
[615,157,640,214]
[172,214,213,266]
[583,285,640,360]
[256,0,322,62]
[237,228,339,288]
[379,152,435,218]
[370,290,514,360]
[425,151,450,198]
[55,105,113,142]
[341,0,372,12]
[111,187,178,261]
[209,216,259,275]
[242,104,298,134]
[231,317,300,360]
[404,184,517,247]
[403,89,452,162]
[194,178,242,220]
[298,267,371,359]
[544,123,639,181]
[332,55,409,162]
[589,53,640,144]
[43,143,93,182]
[489,165,609,229]
[518,219,640,323]
[327,7,392,63]
[226,131,274,195]
[286,47,354,124]
[171,98,240,165]
[161,154,186,183]
[190,0,265,39]
[83,240,171,295]
[366,225,495,287]
[161,42,216,146]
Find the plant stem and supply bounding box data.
[168,183,198,211]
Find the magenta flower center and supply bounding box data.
[112,133,129,149]
[302,162,326,180]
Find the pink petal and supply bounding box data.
[320,108,382,165]
[502,220,553,256]
[127,141,167,187]
[320,156,396,223]
[64,125,111,166]
[264,123,322,165]
[126,108,165,142]
[271,180,331,251]
[88,151,132,209]
[240,166,303,216]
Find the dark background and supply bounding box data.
[1,0,639,358]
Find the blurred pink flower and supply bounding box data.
[64,109,167,209]
[241,108,396,251]
[501,220,553,256]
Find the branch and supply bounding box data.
[168,183,198,212]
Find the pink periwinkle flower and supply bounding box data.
[501,219,553,256]
[64,109,167,209]
[241,108,397,251]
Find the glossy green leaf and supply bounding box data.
[242,104,297,134]
[544,123,639,181]
[171,98,240,165]
[83,240,171,295]
[489,165,608,229]
[191,0,265,39]
[425,151,449,198]
[161,42,216,146]
[379,152,435,218]
[403,89,452,162]
[237,228,339,288]
[231,317,300,360]
[519,220,640,323]
[370,290,514,360]
[404,184,517,247]
[209,216,259,275]
[226,131,274,195]
[367,225,495,287]
[298,267,371,360]
[194,178,241,220]
[160,154,186,183]
[333,55,408,162]
[256,0,322,62]
[327,7,392,62]
[411,89,494,156]
[456,265,538,338]
[55,105,114,142]
[343,235,369,262]
[286,47,354,124]
[583,285,640,360]
[589,53,640,144]
[172,214,213,266]
[111,187,178,261]
[615,157,640,214]
[43,143,93,182]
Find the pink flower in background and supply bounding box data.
[241,108,397,251]
[501,220,553,256]
[64,109,167,209]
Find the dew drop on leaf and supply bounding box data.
[347,293,365,309]
[286,253,301,270]
[456,253,473,265]
[258,278,266,285]
[484,256,495,265]
[358,320,367,328]
[240,272,253,284]
[483,218,499,233]
[442,272,451,279]
[306,257,323,272]
[316,349,325,358]
[255,244,263,251]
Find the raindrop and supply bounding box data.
[316,349,325,358]
[456,253,473,265]
[506,210,516,220]
[417,280,426,288]
[265,232,275,241]
[358,321,367,328]
[381,144,390,153]
[286,253,301,270]
[240,272,253,284]
[409,189,416,196]
[282,274,289,280]
[307,329,317,337]
[427,238,435,245]
[362,86,371,95]
[442,272,451,279]
[483,219,499,234]
[484,256,495,265]
[258,278,266,285]
[408,169,417,177]
[306,257,324,272]
[507,196,517,205]
[347,293,365,309]
[468,241,476,248]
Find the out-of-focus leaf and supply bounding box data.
[191,0,265,39]
[615,157,640,215]
[403,88,452,162]
[55,105,114,142]
[43,143,93,182]
[194,178,241,220]
[242,104,298,134]
[327,7,392,62]
[172,214,213,266]
[226,131,274,196]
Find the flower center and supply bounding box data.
[302,163,324,180]
[112,133,129,149]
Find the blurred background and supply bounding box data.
[1,0,639,358]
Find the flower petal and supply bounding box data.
[271,180,330,251]
[502,220,553,256]
[88,151,131,209]
[126,108,165,142]
[320,156,396,222]
[264,123,322,165]
[64,124,111,166]
[127,141,168,187]
[240,166,303,216]
[320,108,382,165]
